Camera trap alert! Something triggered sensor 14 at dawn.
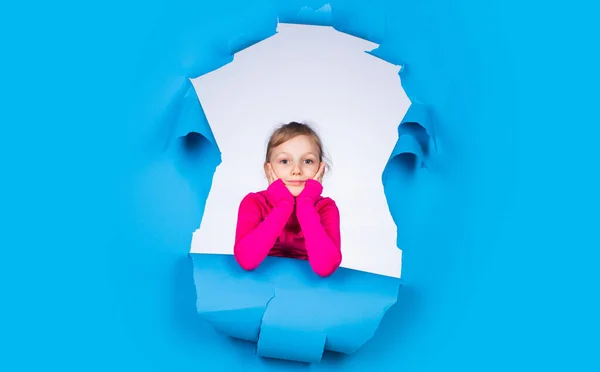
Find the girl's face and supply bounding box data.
[266,134,322,196]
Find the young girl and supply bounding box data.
[233,122,342,277]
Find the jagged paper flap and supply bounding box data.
[191,253,400,362]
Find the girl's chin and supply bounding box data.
[286,185,304,196]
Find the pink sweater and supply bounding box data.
[233,179,342,277]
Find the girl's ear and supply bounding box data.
[322,162,330,178]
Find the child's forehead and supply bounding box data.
[275,143,318,154]
[280,135,318,148]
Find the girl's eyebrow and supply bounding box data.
[276,152,316,157]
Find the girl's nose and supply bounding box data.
[292,163,302,175]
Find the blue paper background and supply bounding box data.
[2,0,599,371]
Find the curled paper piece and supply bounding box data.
[382,102,434,182]
[158,78,219,158]
[191,254,401,363]
[389,135,425,170]
[398,102,435,148]
[168,81,219,149]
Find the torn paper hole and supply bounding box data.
[182,22,424,363]
[189,22,411,279]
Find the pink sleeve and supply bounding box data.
[295,179,342,277]
[233,180,294,271]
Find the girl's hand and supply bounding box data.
[266,163,279,185]
[266,163,294,206]
[313,162,325,184]
[297,162,325,203]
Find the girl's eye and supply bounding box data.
[304,159,313,164]
[280,159,288,164]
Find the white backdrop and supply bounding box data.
[189,23,410,278]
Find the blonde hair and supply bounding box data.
[265,121,330,169]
